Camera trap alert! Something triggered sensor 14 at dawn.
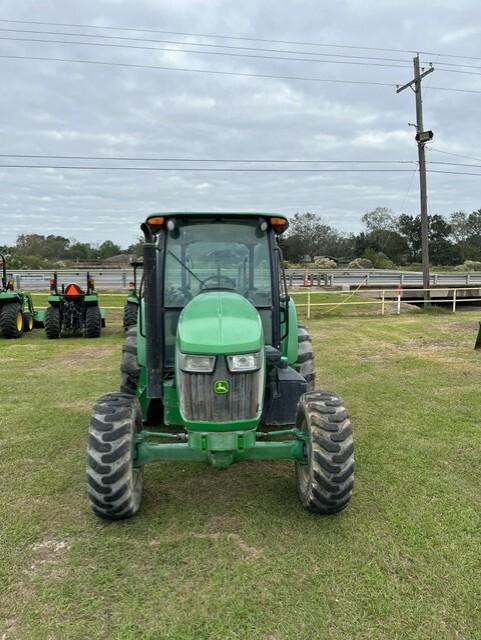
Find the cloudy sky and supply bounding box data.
[1,0,480,247]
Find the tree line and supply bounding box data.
[2,207,481,269]
[279,207,481,269]
[0,234,143,269]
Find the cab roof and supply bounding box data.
[146,212,289,233]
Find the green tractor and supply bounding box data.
[123,260,142,330]
[0,253,38,338]
[44,272,105,339]
[87,213,354,519]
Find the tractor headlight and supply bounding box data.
[227,352,261,372]
[179,354,216,373]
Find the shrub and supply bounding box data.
[455,260,481,271]
[348,257,373,269]
[313,257,337,269]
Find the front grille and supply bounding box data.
[179,357,261,422]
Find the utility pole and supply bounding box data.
[397,55,434,306]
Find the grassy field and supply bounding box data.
[1,307,481,639]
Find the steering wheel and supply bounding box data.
[200,275,236,289]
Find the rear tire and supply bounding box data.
[123,301,138,330]
[0,302,24,339]
[86,392,144,520]
[120,326,140,395]
[85,306,101,338]
[44,306,61,339]
[295,391,354,514]
[294,325,316,391]
[23,311,34,332]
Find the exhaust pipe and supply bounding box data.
[141,223,163,398]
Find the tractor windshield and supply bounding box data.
[163,219,273,362]
[164,220,272,308]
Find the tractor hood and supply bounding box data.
[177,291,263,355]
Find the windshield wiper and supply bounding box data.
[167,250,206,287]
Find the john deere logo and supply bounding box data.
[214,380,229,394]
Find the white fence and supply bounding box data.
[290,287,481,318]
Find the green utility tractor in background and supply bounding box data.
[0,253,39,338]
[123,260,143,330]
[87,213,354,519]
[44,272,106,339]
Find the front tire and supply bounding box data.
[123,301,138,330]
[45,306,61,339]
[294,325,316,391]
[295,391,354,514]
[85,306,101,338]
[120,326,140,395]
[23,311,34,332]
[0,302,24,339]
[86,392,144,520]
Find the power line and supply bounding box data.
[1,154,480,168]
[1,50,479,93]
[3,27,481,75]
[424,85,481,95]
[428,147,481,164]
[0,27,416,64]
[5,25,481,72]
[0,153,418,163]
[0,164,419,171]
[0,53,398,88]
[0,164,480,176]
[1,18,479,62]
[0,35,414,70]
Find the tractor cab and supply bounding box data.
[155,213,290,367]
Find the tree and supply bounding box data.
[286,212,352,261]
[358,208,408,264]
[463,209,481,261]
[398,215,422,261]
[98,240,122,260]
[287,212,334,260]
[398,213,459,265]
[449,211,470,260]
[67,242,97,261]
[127,237,144,257]
[15,234,70,259]
[362,207,397,233]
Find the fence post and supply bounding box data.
[16,275,21,289]
[381,290,385,315]
[307,290,311,320]
[452,289,457,313]
[397,292,401,315]
[122,271,127,287]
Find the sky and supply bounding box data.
[0,0,480,247]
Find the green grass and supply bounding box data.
[1,311,481,639]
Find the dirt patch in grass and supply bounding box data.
[24,538,70,577]
[48,345,114,370]
[191,532,262,559]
